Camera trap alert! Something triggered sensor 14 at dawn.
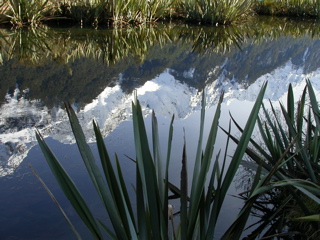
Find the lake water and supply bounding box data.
[1,16,320,239]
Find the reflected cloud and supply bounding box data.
[2,17,320,176]
[1,61,320,177]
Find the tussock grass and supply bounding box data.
[254,0,320,18]
[0,0,178,27]
[179,0,254,25]
[2,0,50,27]
[1,0,319,28]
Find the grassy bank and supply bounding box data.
[0,0,319,28]
[255,0,320,18]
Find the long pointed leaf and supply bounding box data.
[29,163,82,240]
[132,97,163,239]
[206,81,267,239]
[93,121,136,237]
[35,131,102,239]
[65,103,128,239]
[187,92,224,239]
[180,133,188,240]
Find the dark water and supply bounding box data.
[1,16,320,239]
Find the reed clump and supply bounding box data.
[0,0,51,27]
[0,0,178,27]
[179,0,255,25]
[1,0,320,28]
[254,0,320,18]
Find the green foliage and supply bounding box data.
[67,0,109,27]
[0,0,176,27]
[35,84,274,239]
[223,80,320,239]
[2,0,320,27]
[107,0,175,25]
[34,78,320,239]
[254,0,320,18]
[180,0,254,25]
[0,1,9,24]
[3,0,49,27]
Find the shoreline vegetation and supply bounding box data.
[0,0,319,28]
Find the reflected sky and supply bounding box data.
[1,63,320,177]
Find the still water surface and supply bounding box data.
[1,17,320,239]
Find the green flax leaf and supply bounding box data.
[206,81,267,239]
[35,131,102,240]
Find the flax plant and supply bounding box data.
[254,0,320,18]
[34,83,275,239]
[4,0,49,27]
[2,0,320,27]
[222,80,320,239]
[67,0,108,27]
[180,0,254,24]
[108,0,174,26]
[0,1,9,24]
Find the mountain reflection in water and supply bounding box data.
[1,16,320,239]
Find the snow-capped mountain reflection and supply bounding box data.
[1,61,320,177]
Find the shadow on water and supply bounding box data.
[1,16,320,108]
